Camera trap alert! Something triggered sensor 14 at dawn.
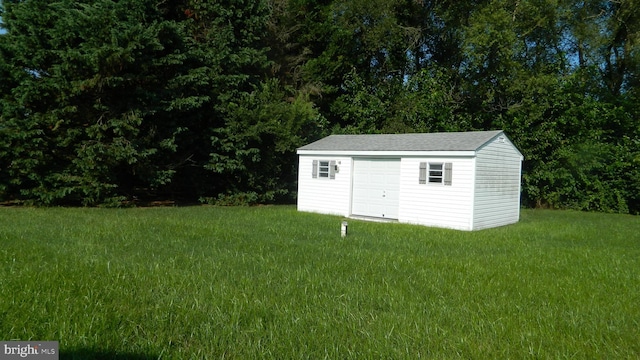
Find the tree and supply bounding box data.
[205,79,326,205]
[459,0,639,213]
[0,0,323,206]
[1,0,638,211]
[0,0,253,205]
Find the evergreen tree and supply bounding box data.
[0,0,324,205]
[0,0,203,205]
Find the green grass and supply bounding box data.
[1,206,639,359]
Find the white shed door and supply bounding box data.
[351,158,401,219]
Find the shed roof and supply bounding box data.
[298,130,505,152]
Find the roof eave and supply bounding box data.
[296,150,478,157]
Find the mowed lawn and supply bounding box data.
[1,206,639,359]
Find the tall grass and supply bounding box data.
[1,206,639,359]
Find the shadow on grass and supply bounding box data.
[60,348,160,360]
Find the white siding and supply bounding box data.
[398,157,476,230]
[297,156,352,217]
[472,137,523,230]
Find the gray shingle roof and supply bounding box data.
[298,130,504,152]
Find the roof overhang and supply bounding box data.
[296,150,478,157]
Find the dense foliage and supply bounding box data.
[1,0,638,212]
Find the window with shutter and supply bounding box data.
[420,162,453,185]
[313,159,337,180]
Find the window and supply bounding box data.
[312,160,336,179]
[318,161,330,178]
[419,162,452,185]
[429,163,443,183]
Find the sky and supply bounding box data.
[0,0,4,35]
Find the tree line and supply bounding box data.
[0,0,638,213]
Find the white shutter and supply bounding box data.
[312,160,318,178]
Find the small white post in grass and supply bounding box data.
[341,221,348,238]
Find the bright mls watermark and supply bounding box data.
[1,342,58,360]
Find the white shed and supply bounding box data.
[296,130,524,231]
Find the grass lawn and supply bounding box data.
[1,206,639,359]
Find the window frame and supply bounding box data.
[318,160,330,178]
[428,162,444,184]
